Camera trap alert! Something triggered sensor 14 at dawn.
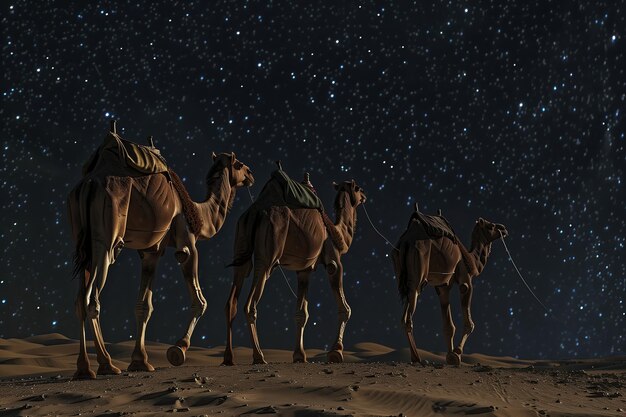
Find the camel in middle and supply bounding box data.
[223,176,366,365]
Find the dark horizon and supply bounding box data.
[1,1,623,360]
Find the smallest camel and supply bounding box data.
[391,204,508,365]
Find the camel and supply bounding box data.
[222,176,366,365]
[67,121,254,379]
[391,204,508,366]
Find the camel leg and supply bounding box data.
[128,251,159,372]
[167,245,207,366]
[222,266,246,366]
[244,265,270,365]
[74,270,96,380]
[293,269,311,363]
[454,283,475,358]
[242,209,287,365]
[436,284,459,366]
[403,287,422,364]
[327,262,351,363]
[403,241,431,364]
[90,318,121,375]
[87,242,121,376]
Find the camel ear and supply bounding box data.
[333,181,340,191]
[478,217,485,225]
[211,151,217,161]
[351,179,356,189]
[231,152,237,163]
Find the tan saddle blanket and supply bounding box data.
[80,132,204,236]
[82,132,168,176]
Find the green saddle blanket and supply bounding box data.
[82,132,168,176]
[252,169,323,211]
[229,169,323,268]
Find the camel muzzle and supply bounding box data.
[244,171,255,186]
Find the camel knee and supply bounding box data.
[444,320,456,334]
[294,309,309,328]
[465,321,475,334]
[135,299,154,320]
[338,305,351,322]
[403,319,413,332]
[87,298,100,320]
[245,306,257,324]
[192,299,207,317]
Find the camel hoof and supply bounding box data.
[127,360,155,372]
[327,350,344,363]
[97,363,122,375]
[73,368,97,380]
[221,351,235,366]
[446,351,461,366]
[167,346,186,366]
[252,356,267,365]
[293,351,307,363]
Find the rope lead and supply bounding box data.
[361,203,399,251]
[499,230,552,315]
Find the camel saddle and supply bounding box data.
[80,131,204,236]
[229,169,327,267]
[82,132,168,177]
[406,207,478,276]
[409,210,458,244]
[252,169,323,211]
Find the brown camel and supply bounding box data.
[391,205,508,365]
[67,122,254,379]
[222,179,366,365]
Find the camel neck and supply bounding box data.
[469,236,492,275]
[334,193,357,251]
[195,167,235,240]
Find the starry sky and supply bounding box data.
[1,1,624,360]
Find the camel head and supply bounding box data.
[472,218,509,243]
[333,179,367,208]
[211,152,254,187]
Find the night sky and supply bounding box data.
[1,1,624,361]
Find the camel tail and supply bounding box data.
[69,180,93,280]
[391,242,409,303]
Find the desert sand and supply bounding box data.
[0,334,624,416]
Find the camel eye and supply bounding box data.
[234,161,243,169]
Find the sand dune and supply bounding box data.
[0,334,624,416]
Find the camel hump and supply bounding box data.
[82,131,168,177]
